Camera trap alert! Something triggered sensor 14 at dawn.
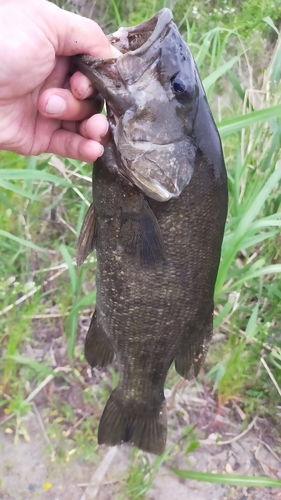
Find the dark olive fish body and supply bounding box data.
[76,9,228,454]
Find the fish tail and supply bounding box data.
[84,312,114,367]
[98,389,167,455]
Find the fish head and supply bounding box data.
[74,9,222,201]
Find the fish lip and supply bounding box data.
[111,8,173,55]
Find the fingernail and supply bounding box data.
[46,95,66,115]
[97,145,104,158]
[101,122,109,138]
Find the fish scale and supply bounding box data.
[75,9,228,454]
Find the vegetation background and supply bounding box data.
[1,0,281,498]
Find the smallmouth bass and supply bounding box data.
[75,8,228,455]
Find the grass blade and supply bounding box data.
[244,302,260,338]
[59,244,77,298]
[227,69,245,101]
[0,169,74,187]
[66,291,97,326]
[0,229,50,253]
[109,0,122,26]
[218,105,281,137]
[0,190,14,209]
[226,264,281,291]
[171,468,281,487]
[263,16,279,35]
[216,165,281,294]
[203,55,240,92]
[0,180,42,201]
[2,355,58,377]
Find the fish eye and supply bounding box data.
[171,74,194,100]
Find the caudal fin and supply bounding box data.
[98,389,167,455]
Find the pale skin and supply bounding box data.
[0,0,118,162]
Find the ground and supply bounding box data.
[1,374,281,500]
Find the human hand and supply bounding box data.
[0,0,116,162]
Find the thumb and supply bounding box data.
[47,2,114,58]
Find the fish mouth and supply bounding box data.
[73,9,174,106]
[108,8,173,56]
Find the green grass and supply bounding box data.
[1,1,281,497]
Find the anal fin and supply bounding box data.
[98,388,167,455]
[120,201,166,265]
[85,311,114,367]
[76,203,97,266]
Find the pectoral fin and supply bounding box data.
[120,201,166,265]
[76,204,97,266]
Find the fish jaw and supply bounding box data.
[73,9,202,201]
[73,9,173,116]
